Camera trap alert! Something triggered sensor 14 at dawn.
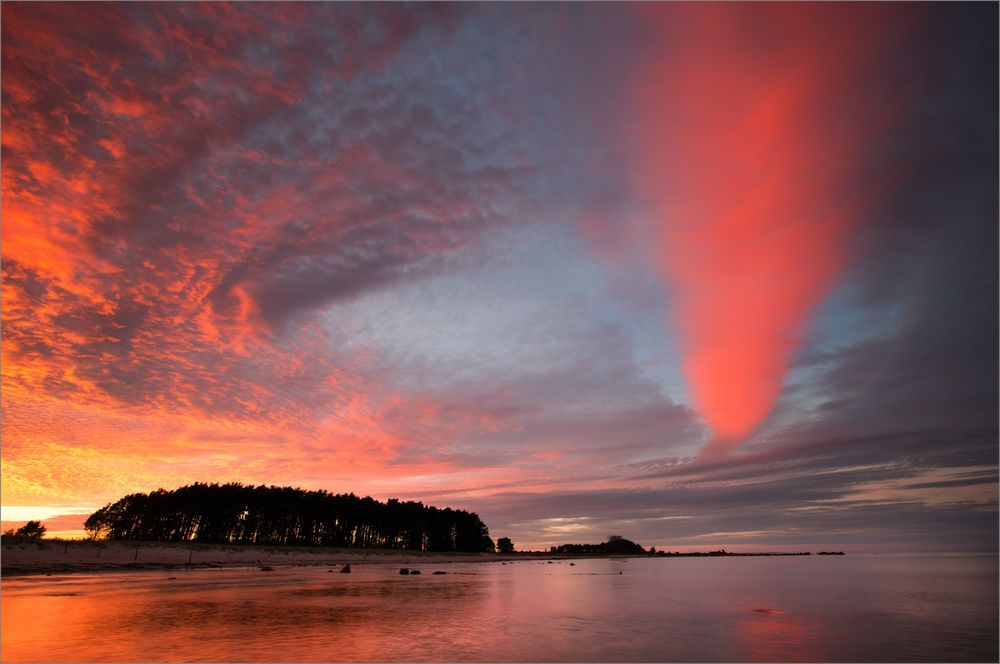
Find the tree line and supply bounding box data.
[2,520,46,540]
[83,483,495,552]
[550,535,648,555]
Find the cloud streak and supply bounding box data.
[627,5,908,455]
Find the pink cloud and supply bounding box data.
[626,4,904,454]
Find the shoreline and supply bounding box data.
[0,540,836,578]
[0,540,519,577]
[0,540,648,577]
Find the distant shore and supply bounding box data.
[0,540,837,577]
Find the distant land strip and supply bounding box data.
[1,539,845,577]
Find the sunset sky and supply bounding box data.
[2,2,996,550]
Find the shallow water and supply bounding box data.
[2,553,996,662]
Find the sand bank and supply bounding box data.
[1,540,529,577]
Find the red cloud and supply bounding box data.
[0,3,538,507]
[628,5,904,455]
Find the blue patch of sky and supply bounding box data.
[323,221,690,409]
[291,8,694,406]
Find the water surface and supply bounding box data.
[2,553,996,661]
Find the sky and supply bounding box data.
[1,2,997,551]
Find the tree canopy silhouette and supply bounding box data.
[549,536,647,555]
[2,520,47,540]
[84,483,495,552]
[497,537,514,553]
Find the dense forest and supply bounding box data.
[83,483,495,552]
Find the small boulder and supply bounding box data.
[409,569,421,575]
[433,571,446,575]
[399,568,410,575]
[340,564,351,574]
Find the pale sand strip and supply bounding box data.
[1,540,554,576]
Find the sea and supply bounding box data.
[2,552,996,662]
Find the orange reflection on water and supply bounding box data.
[3,557,996,662]
[2,568,493,662]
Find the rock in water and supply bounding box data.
[399,568,410,575]
[340,564,351,574]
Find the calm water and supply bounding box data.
[2,553,996,662]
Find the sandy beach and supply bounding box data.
[1,539,531,576]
